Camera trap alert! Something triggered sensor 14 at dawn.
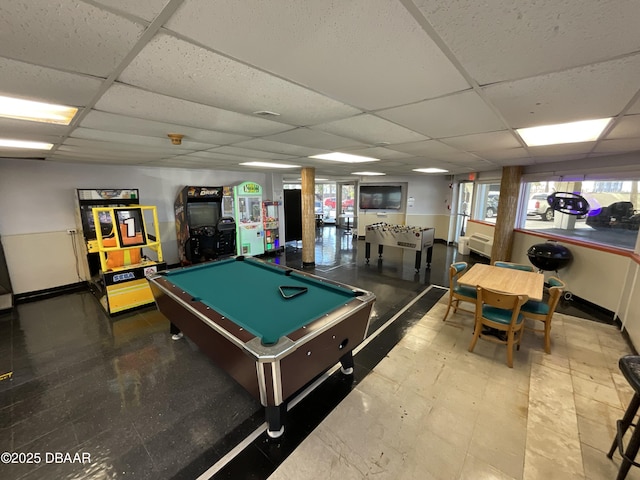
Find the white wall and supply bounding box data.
[0,158,267,294]
[510,232,628,313]
[356,175,453,239]
[619,258,640,350]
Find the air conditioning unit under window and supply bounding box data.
[468,233,493,258]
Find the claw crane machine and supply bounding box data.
[230,182,265,256]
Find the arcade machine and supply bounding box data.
[231,181,265,256]
[0,236,12,311]
[262,200,281,254]
[174,186,236,265]
[92,205,166,315]
[76,189,141,297]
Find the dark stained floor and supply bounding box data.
[0,226,611,479]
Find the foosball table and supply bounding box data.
[364,223,435,272]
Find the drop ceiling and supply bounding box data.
[1,0,639,180]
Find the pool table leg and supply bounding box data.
[339,350,354,375]
[266,404,286,439]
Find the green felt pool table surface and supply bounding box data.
[160,257,360,344]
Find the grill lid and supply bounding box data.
[527,242,572,271]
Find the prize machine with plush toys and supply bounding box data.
[91,205,165,315]
[261,200,281,254]
[174,186,236,266]
[229,181,265,256]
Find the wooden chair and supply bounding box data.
[521,277,566,353]
[442,262,476,321]
[468,286,528,368]
[493,261,535,272]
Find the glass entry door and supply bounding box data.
[338,182,356,234]
[456,181,474,238]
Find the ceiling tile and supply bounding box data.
[261,128,367,150]
[440,130,522,152]
[473,148,531,162]
[532,154,589,164]
[490,157,536,167]
[0,117,69,137]
[415,0,640,84]
[340,146,414,160]
[484,54,640,128]
[593,138,640,153]
[230,139,324,157]
[606,115,640,140]
[48,154,149,165]
[212,145,296,161]
[71,127,217,151]
[61,137,196,156]
[165,0,470,110]
[627,95,640,115]
[0,0,143,76]
[529,142,595,157]
[378,91,505,138]
[0,58,103,107]
[80,111,250,145]
[119,33,362,126]
[312,114,428,145]
[189,148,300,168]
[95,84,294,136]
[92,0,172,22]
[387,139,462,156]
[0,151,49,159]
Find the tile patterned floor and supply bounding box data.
[267,294,640,480]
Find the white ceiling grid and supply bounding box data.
[0,0,638,178]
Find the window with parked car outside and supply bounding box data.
[520,180,640,251]
[473,183,501,224]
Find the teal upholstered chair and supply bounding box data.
[493,261,535,272]
[521,277,566,353]
[468,286,528,368]
[442,262,476,321]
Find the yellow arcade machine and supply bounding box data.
[76,188,141,286]
[92,205,166,315]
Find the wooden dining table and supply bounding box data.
[457,263,545,301]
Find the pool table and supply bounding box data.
[147,256,375,438]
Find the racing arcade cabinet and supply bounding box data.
[175,186,236,265]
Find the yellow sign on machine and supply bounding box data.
[92,205,165,315]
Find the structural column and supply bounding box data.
[491,166,523,263]
[301,167,316,267]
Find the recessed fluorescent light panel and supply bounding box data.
[0,95,78,125]
[309,152,379,163]
[413,168,448,173]
[0,139,53,150]
[352,171,386,176]
[240,161,299,169]
[517,118,612,147]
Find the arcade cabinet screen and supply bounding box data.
[188,203,220,228]
[359,185,402,210]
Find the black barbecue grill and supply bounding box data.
[527,242,573,272]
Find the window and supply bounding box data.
[284,182,337,221]
[473,183,501,224]
[519,179,640,251]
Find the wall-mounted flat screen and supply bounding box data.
[187,203,220,228]
[359,185,402,210]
